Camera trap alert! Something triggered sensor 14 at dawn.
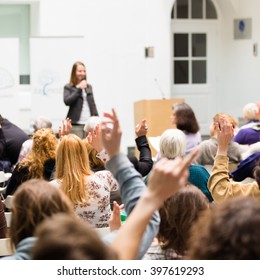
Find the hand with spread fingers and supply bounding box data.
[100,108,122,158]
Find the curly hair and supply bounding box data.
[18,128,58,178]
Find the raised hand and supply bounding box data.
[216,116,234,156]
[135,119,148,137]
[100,108,122,158]
[58,118,72,138]
[109,201,124,232]
[87,125,103,152]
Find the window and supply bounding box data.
[172,0,217,84]
[172,0,217,19]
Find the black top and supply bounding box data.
[0,119,29,165]
[63,83,99,123]
[5,159,55,197]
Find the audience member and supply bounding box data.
[17,116,52,163]
[0,114,29,172]
[208,117,260,203]
[0,179,74,260]
[63,61,98,138]
[187,196,260,259]
[51,134,119,228]
[149,128,213,202]
[194,113,242,172]
[171,102,201,154]
[233,102,260,145]
[84,116,153,177]
[143,184,209,260]
[5,128,58,197]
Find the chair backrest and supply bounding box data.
[94,227,110,238]
[3,195,14,209]
[4,212,12,228]
[0,238,12,257]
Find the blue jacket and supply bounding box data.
[1,237,37,260]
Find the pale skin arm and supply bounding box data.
[58,118,72,139]
[100,108,198,259]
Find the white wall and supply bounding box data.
[2,0,260,152]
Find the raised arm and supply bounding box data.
[101,108,198,259]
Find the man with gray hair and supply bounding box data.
[17,116,52,163]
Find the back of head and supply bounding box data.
[172,103,200,133]
[187,196,260,259]
[32,116,52,132]
[213,113,238,128]
[55,134,91,204]
[33,213,117,260]
[158,185,209,255]
[10,179,73,248]
[242,103,259,121]
[83,116,102,134]
[159,128,186,159]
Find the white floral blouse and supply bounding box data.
[74,170,119,228]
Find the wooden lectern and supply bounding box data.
[134,98,184,157]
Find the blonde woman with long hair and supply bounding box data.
[51,134,119,228]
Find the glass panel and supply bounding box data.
[206,0,217,19]
[192,34,206,57]
[177,0,188,19]
[192,60,206,83]
[174,60,189,84]
[192,0,203,19]
[174,34,189,57]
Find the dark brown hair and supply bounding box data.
[172,103,200,133]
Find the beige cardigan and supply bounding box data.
[208,155,260,203]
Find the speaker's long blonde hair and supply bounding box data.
[55,134,92,205]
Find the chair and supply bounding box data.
[95,227,110,238]
[4,212,12,228]
[3,195,14,209]
[0,238,12,257]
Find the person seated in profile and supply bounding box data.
[233,102,260,145]
[194,113,243,172]
[186,196,260,259]
[0,114,29,172]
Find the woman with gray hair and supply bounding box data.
[149,128,213,202]
[233,102,260,145]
